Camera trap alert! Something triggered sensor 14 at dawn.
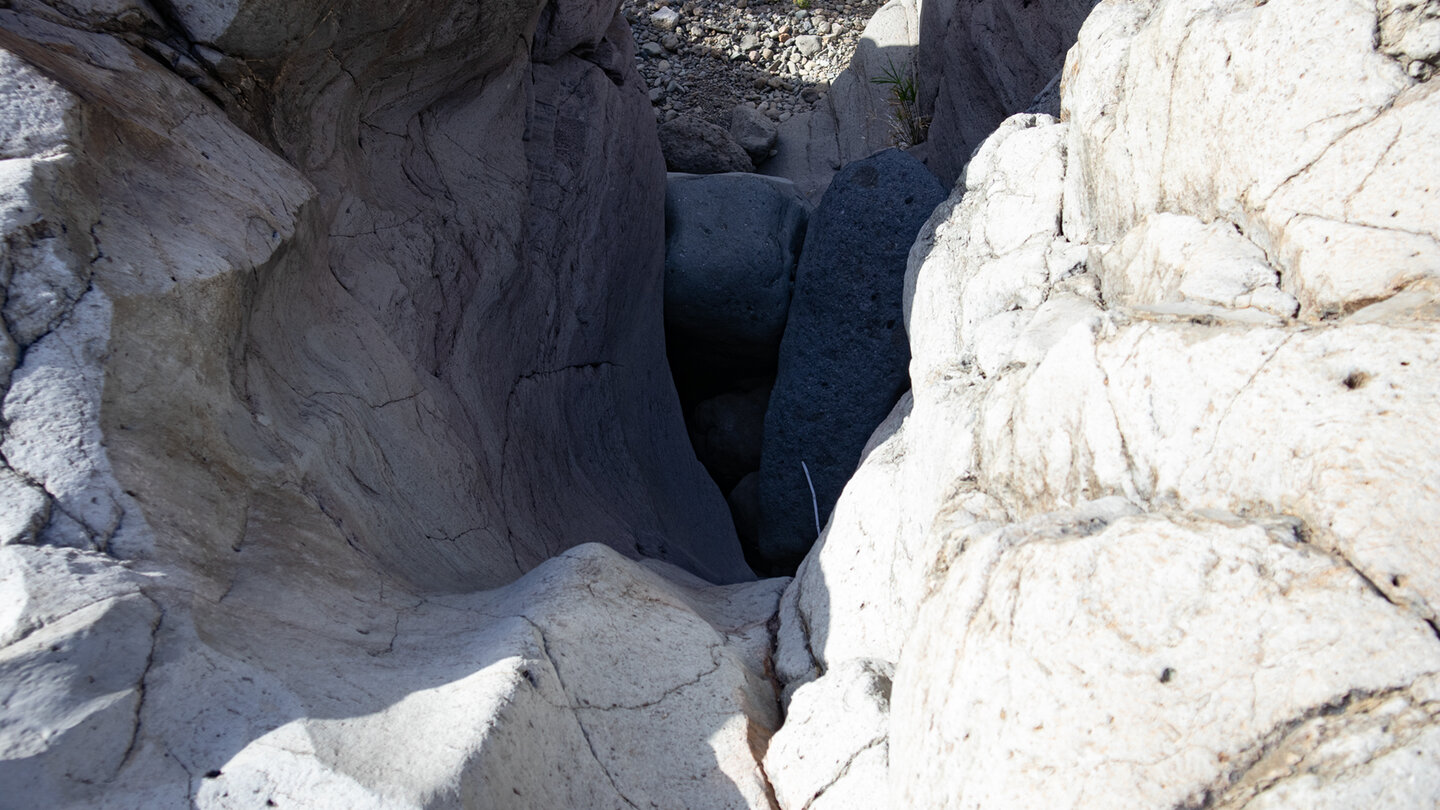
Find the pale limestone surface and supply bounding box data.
[769,0,1440,797]
[1062,0,1440,316]
[763,657,891,810]
[892,510,1440,808]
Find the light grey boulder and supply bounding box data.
[793,34,821,57]
[659,116,756,174]
[730,104,779,165]
[664,172,810,360]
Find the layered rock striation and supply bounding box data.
[3,0,1439,804]
[0,0,765,804]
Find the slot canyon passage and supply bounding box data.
[1,0,1439,805]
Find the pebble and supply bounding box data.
[624,0,884,129]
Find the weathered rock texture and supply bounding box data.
[915,0,1098,186]
[761,0,922,201]
[660,115,756,174]
[0,0,769,804]
[770,0,1440,803]
[757,148,944,571]
[664,172,810,362]
[3,541,785,808]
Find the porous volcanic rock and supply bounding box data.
[756,148,944,570]
[664,172,810,360]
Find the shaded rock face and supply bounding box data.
[0,0,770,805]
[756,148,944,571]
[664,172,810,362]
[689,384,771,494]
[0,0,751,591]
[762,0,922,202]
[769,0,1440,801]
[659,115,755,174]
[764,0,1093,201]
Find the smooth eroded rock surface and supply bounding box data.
[0,0,767,804]
[664,172,810,360]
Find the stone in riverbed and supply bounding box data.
[756,148,944,570]
[650,6,681,29]
[730,104,779,164]
[664,172,810,360]
[659,115,756,174]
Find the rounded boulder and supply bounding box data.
[664,173,812,359]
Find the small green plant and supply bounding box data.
[794,0,811,8]
[871,58,929,148]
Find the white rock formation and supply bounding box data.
[5,0,1439,803]
[769,0,1440,802]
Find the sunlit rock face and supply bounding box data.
[5,0,1439,803]
[770,0,1440,805]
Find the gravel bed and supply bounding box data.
[623,0,886,128]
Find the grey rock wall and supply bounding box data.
[0,0,766,805]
